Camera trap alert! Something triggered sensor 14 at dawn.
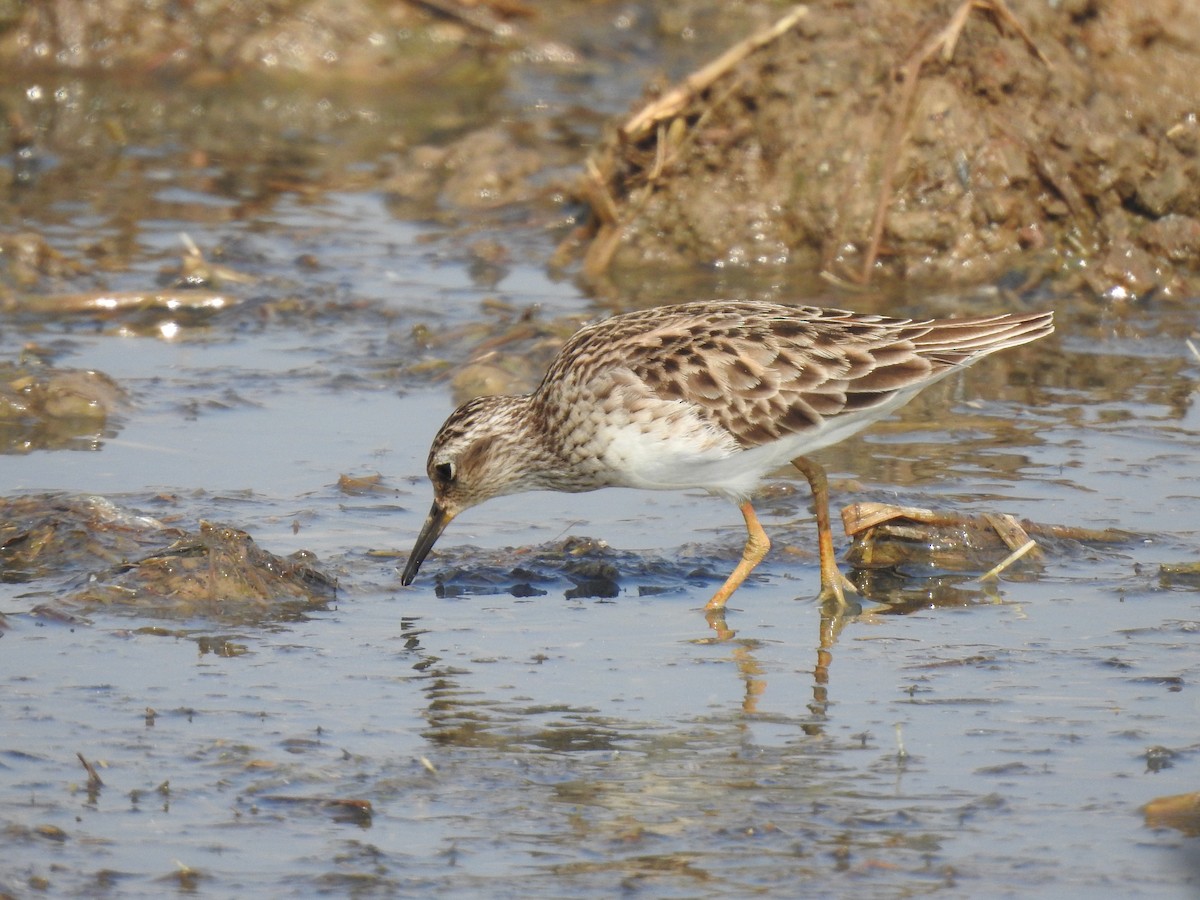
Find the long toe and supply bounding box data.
[815,568,857,609]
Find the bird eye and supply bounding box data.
[434,462,454,482]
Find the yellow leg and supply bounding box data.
[706,500,771,610]
[790,456,857,608]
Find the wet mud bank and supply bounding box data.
[5,2,1197,303]
[574,1,1200,300]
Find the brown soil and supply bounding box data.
[573,0,1200,299]
[2,0,1197,300]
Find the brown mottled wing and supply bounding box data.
[538,301,1052,450]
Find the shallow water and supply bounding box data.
[3,28,1200,900]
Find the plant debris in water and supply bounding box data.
[68,521,336,624]
[424,536,709,601]
[0,361,127,453]
[0,494,335,624]
[0,494,174,581]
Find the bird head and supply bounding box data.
[401,394,532,585]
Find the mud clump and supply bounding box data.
[0,360,127,453]
[70,521,337,624]
[0,494,336,625]
[576,0,1200,299]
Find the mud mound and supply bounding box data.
[575,0,1200,298]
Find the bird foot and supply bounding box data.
[703,607,737,642]
[815,569,859,610]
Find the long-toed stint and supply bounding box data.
[402,301,1053,609]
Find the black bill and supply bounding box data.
[401,501,452,585]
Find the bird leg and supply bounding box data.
[706,500,771,610]
[790,456,857,608]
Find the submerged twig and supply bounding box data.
[979,538,1038,582]
[77,752,104,789]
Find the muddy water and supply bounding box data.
[2,52,1200,900]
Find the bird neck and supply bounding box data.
[467,394,582,496]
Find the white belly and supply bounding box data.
[596,385,925,501]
